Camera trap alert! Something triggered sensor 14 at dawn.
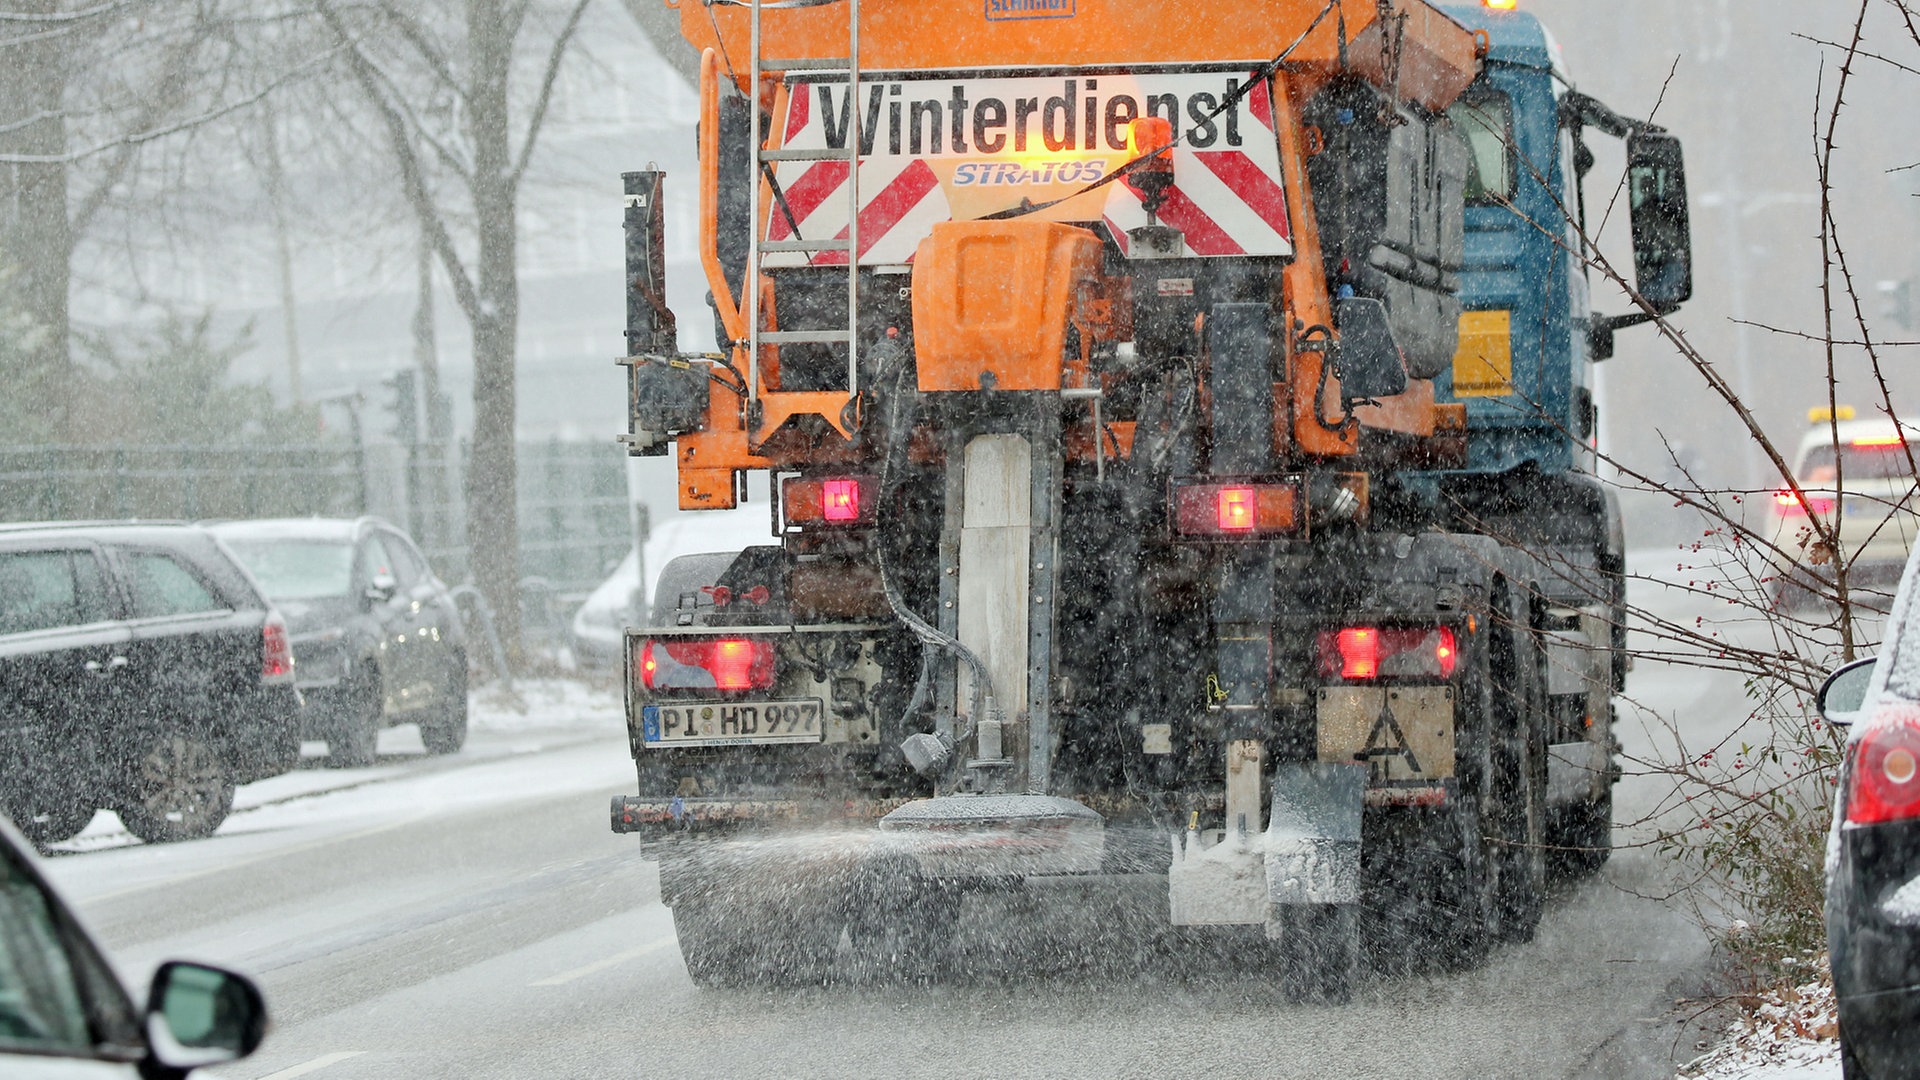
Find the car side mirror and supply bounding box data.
[144,960,268,1071]
[1626,130,1693,311]
[1818,656,1877,728]
[1331,297,1409,402]
[364,573,398,605]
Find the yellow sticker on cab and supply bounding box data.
[1451,309,1513,397]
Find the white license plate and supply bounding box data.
[641,699,823,747]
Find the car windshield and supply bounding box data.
[222,539,356,601]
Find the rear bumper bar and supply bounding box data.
[609,794,910,838]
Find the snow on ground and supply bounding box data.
[49,677,624,855]
[470,674,622,732]
[1680,970,1842,1080]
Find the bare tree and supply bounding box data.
[312,0,592,653]
[0,2,332,440]
[1534,0,1920,982]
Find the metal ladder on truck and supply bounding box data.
[744,0,863,421]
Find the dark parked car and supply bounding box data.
[208,518,468,766]
[0,811,267,1076]
[0,522,300,846]
[1818,548,1920,1079]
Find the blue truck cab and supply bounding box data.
[1437,3,1690,479]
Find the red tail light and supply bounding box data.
[1333,628,1379,678]
[1774,488,1835,517]
[1172,478,1304,539]
[640,637,776,692]
[1847,707,1920,824]
[783,475,877,527]
[262,614,294,683]
[1318,626,1457,681]
[823,479,860,522]
[1216,487,1255,532]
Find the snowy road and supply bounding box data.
[33,556,1771,1080]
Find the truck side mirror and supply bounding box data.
[1627,131,1693,311]
[1331,297,1409,402]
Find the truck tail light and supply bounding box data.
[1847,709,1920,824]
[823,479,860,522]
[262,613,294,684]
[640,637,776,692]
[1318,626,1457,681]
[784,475,877,527]
[1172,478,1303,539]
[1773,488,1835,517]
[1216,487,1255,531]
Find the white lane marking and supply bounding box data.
[86,816,427,904]
[255,1051,366,1079]
[529,937,675,986]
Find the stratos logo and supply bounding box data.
[986,0,1074,21]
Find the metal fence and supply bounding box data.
[0,440,635,616]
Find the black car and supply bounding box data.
[0,522,300,846]
[0,811,267,1076]
[209,518,468,766]
[1819,567,1920,1079]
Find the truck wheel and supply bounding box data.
[845,860,956,981]
[117,732,235,843]
[1549,789,1613,878]
[1409,802,1494,972]
[1277,903,1358,1005]
[419,660,469,755]
[328,679,382,768]
[1483,583,1547,945]
[672,906,761,988]
[673,901,839,988]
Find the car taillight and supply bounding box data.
[262,614,294,683]
[1847,706,1920,825]
[784,475,877,527]
[1171,478,1304,539]
[639,637,776,692]
[1773,488,1835,517]
[1318,626,1457,680]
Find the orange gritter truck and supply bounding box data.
[610,0,1694,996]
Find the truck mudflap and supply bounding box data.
[1168,761,1364,926]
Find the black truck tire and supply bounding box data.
[1277,903,1359,1005]
[672,901,840,988]
[672,905,763,988]
[1549,788,1613,879]
[1413,799,1495,971]
[1399,574,1545,970]
[844,860,957,981]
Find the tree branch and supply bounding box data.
[353,40,476,184]
[372,0,466,101]
[314,0,481,325]
[510,0,591,186]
